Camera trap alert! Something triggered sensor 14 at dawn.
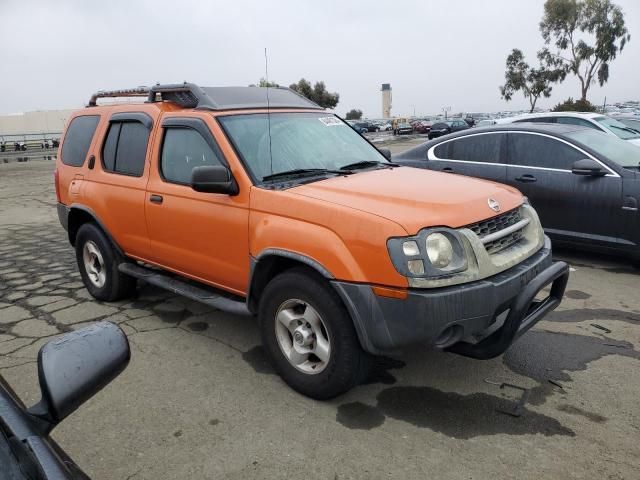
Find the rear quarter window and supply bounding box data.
[449,133,503,162]
[61,115,100,167]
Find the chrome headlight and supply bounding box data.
[426,233,453,268]
[387,228,468,278]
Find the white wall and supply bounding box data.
[0,109,74,137]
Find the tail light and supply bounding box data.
[54,168,61,202]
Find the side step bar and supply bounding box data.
[118,263,251,316]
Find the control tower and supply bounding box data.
[381,83,392,118]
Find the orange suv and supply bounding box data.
[55,83,569,399]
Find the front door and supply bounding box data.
[145,114,250,295]
[504,131,623,246]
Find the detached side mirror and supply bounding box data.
[28,322,129,431]
[191,165,239,195]
[378,147,392,161]
[571,159,607,177]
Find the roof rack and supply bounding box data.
[87,87,150,107]
[87,82,323,111]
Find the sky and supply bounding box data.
[0,0,638,118]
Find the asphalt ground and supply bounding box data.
[1,146,639,479]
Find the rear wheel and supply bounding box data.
[259,268,372,399]
[75,223,136,301]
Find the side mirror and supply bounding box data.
[571,159,607,177]
[378,147,392,161]
[191,165,239,195]
[28,322,129,430]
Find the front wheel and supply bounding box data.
[259,268,372,399]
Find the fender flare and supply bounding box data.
[247,249,378,353]
[67,204,125,257]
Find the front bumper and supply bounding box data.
[332,237,569,357]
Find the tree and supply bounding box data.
[539,0,631,102]
[552,97,598,112]
[499,49,565,112]
[249,78,279,87]
[345,109,362,120]
[289,79,339,109]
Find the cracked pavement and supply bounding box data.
[1,156,639,479]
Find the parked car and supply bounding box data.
[428,119,470,139]
[347,120,369,134]
[476,119,498,127]
[395,123,640,259]
[56,83,568,399]
[395,122,414,135]
[391,117,410,135]
[379,122,392,131]
[413,120,433,134]
[0,322,129,479]
[507,112,640,146]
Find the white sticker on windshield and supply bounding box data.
[318,116,344,126]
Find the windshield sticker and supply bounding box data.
[318,116,344,126]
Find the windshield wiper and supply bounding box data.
[339,160,398,171]
[262,168,347,182]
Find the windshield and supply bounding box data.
[594,116,640,140]
[218,112,387,183]
[566,129,640,168]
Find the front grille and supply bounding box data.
[467,208,525,254]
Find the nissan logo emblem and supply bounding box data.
[488,198,501,212]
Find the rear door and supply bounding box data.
[425,132,507,183]
[622,173,640,250]
[85,112,154,259]
[504,131,623,245]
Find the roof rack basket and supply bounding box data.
[87,87,150,107]
[87,82,323,110]
[87,83,208,108]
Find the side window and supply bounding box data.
[556,117,600,130]
[61,115,100,167]
[507,133,584,170]
[161,128,223,185]
[514,117,553,124]
[102,121,149,176]
[449,134,503,163]
[433,142,450,159]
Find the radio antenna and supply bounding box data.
[264,47,274,177]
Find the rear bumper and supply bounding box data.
[332,237,569,357]
[57,202,69,231]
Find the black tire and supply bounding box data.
[259,267,372,399]
[75,223,136,302]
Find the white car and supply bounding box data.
[504,111,640,147]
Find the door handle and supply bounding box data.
[442,167,454,172]
[622,196,638,212]
[149,194,163,204]
[515,174,537,183]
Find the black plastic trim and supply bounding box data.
[331,238,565,355]
[67,204,125,257]
[109,111,153,130]
[447,261,569,359]
[255,249,334,278]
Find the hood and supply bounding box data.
[628,138,640,147]
[291,167,524,234]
